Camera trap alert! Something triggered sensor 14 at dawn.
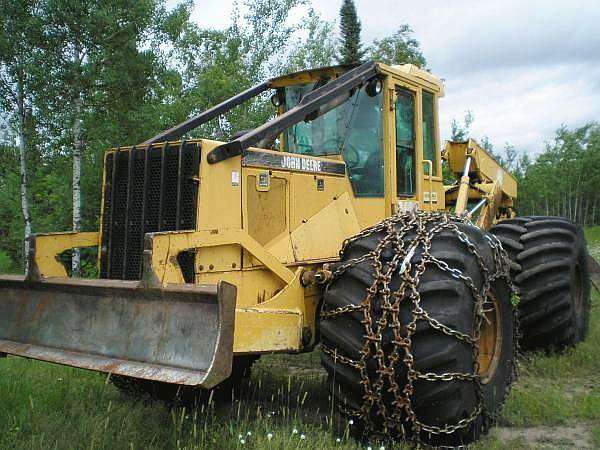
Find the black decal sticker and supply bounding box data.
[242,150,345,176]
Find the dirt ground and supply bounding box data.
[494,424,595,449]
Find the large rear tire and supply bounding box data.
[320,212,516,446]
[490,216,591,351]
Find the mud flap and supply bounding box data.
[0,275,236,388]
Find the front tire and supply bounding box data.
[320,212,516,446]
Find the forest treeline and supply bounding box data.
[503,124,600,225]
[451,114,600,226]
[1,0,598,273]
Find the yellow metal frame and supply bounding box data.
[26,62,516,358]
[27,232,99,279]
[444,139,517,228]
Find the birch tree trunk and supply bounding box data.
[574,174,581,224]
[16,78,32,273]
[72,93,83,276]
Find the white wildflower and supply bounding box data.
[336,438,341,443]
[292,428,298,434]
[267,433,273,440]
[240,439,245,445]
[348,419,354,425]
[247,431,252,436]
[300,434,306,440]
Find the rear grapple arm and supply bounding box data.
[444,139,517,229]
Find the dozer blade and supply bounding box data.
[0,276,236,388]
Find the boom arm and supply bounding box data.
[444,139,517,229]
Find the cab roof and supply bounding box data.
[268,61,444,97]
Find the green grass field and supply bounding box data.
[1,229,599,449]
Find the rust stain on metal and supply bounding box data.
[0,276,237,388]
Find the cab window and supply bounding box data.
[422,90,438,176]
[284,83,384,197]
[395,89,416,195]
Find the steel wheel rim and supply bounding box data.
[478,290,502,384]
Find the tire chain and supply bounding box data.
[321,210,519,446]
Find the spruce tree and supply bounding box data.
[337,0,365,64]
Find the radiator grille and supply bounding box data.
[99,142,200,281]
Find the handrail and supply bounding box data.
[142,81,270,145]
[206,61,380,164]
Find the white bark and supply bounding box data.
[16,79,32,273]
[71,93,82,276]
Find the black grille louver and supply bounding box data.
[99,142,200,281]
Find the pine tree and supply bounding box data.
[336,0,365,64]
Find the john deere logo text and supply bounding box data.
[282,155,322,173]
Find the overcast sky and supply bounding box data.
[186,0,600,155]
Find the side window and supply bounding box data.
[395,89,416,196]
[422,91,438,176]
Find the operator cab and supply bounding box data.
[271,62,445,211]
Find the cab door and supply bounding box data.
[393,84,419,206]
[421,89,445,210]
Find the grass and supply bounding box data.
[1,232,599,449]
[585,225,600,260]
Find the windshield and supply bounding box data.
[283,82,384,196]
[284,83,382,157]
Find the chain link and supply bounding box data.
[321,210,518,444]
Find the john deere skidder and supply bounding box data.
[0,61,591,445]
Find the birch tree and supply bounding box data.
[0,1,44,272]
[41,0,185,275]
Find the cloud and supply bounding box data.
[440,62,600,152]
[181,0,600,154]
[351,0,600,153]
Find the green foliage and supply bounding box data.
[0,0,341,271]
[501,288,600,428]
[336,0,365,65]
[0,355,372,450]
[516,123,600,224]
[444,110,474,183]
[449,111,600,227]
[585,225,600,261]
[369,25,426,67]
[476,122,600,226]
[287,9,336,71]
[450,110,473,141]
[0,250,15,273]
[594,426,600,448]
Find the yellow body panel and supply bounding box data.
[28,231,99,278]
[290,192,361,261]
